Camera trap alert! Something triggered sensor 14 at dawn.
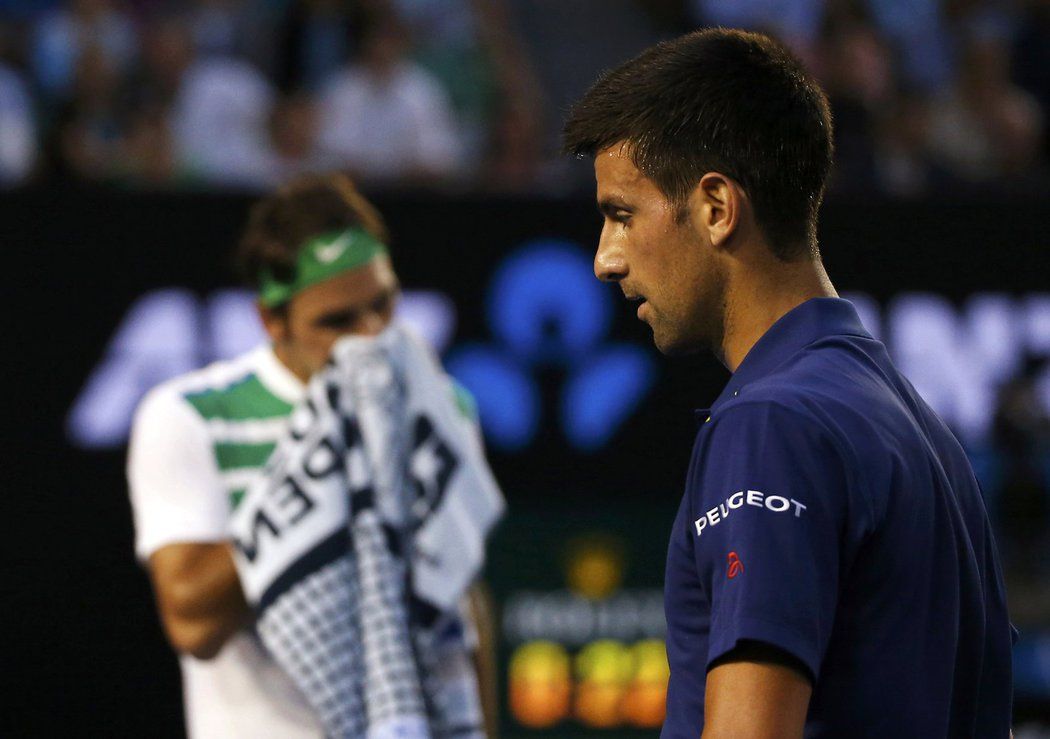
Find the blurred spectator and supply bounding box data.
[506,0,663,188]
[391,0,545,173]
[117,103,180,187]
[275,0,362,93]
[688,0,823,60]
[0,44,35,186]
[872,93,944,198]
[926,33,1044,183]
[864,0,953,92]
[394,0,494,167]
[122,16,194,113]
[31,0,136,103]
[262,92,327,186]
[818,13,895,193]
[166,18,275,188]
[1013,0,1050,158]
[468,0,546,188]
[186,0,276,75]
[483,99,544,192]
[317,10,462,186]
[47,43,123,181]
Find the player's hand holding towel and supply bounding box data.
[229,324,505,739]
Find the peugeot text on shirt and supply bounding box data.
[693,489,807,537]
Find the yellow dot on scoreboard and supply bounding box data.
[574,640,633,728]
[508,641,572,728]
[566,537,625,600]
[622,639,670,728]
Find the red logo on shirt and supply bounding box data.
[727,551,744,579]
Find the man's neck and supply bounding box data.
[721,257,837,372]
[272,342,312,384]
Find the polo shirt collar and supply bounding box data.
[709,297,871,414]
[254,344,306,404]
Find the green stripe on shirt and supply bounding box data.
[184,374,294,421]
[214,441,277,470]
[229,488,247,510]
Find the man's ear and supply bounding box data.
[688,172,745,250]
[257,302,288,344]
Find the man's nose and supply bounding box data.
[594,231,627,283]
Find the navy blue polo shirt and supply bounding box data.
[662,298,1014,738]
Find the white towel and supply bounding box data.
[229,324,505,738]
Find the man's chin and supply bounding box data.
[651,329,701,357]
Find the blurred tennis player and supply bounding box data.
[127,173,497,738]
[565,29,1015,738]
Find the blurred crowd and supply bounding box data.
[0,0,547,191]
[0,0,1048,196]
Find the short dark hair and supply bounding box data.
[237,172,389,286]
[563,29,833,260]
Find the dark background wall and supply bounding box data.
[4,189,1049,736]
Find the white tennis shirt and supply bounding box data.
[128,345,324,738]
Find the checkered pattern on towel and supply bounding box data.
[256,552,368,737]
[353,507,428,730]
[231,326,502,739]
[255,518,441,739]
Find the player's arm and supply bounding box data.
[690,403,857,737]
[702,641,812,739]
[128,387,250,660]
[468,581,499,739]
[148,542,251,660]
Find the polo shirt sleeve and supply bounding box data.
[690,400,850,682]
[126,385,230,561]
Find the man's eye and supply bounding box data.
[371,292,394,314]
[320,312,356,328]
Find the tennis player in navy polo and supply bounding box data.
[565,29,1014,738]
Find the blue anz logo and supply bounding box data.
[445,239,658,452]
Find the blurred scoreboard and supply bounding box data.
[490,505,675,737]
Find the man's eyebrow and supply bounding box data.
[316,307,357,323]
[315,284,400,323]
[597,198,631,216]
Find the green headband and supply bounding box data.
[258,227,387,308]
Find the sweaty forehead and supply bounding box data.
[594,142,665,204]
